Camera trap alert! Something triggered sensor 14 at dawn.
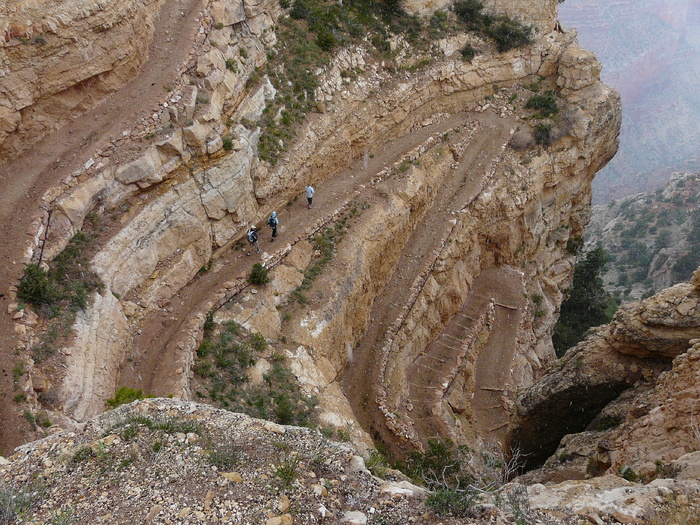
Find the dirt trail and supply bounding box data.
[470,267,526,444]
[122,113,474,395]
[0,0,205,452]
[341,112,517,454]
[406,265,526,448]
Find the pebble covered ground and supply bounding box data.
[0,398,614,525]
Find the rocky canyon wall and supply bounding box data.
[510,268,700,477]
[9,0,621,458]
[0,0,167,162]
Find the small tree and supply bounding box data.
[249,263,270,285]
[553,246,616,356]
[107,386,149,408]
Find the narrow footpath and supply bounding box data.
[122,113,475,395]
[341,112,516,454]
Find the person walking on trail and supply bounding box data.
[267,211,279,241]
[246,225,260,255]
[305,185,315,209]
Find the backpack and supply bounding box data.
[247,230,257,243]
[267,216,278,227]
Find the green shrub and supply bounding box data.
[525,90,558,118]
[206,441,239,470]
[404,440,471,489]
[553,247,616,356]
[18,233,102,315]
[453,0,484,27]
[365,449,390,478]
[274,453,300,487]
[426,489,479,517]
[249,263,270,285]
[0,485,33,522]
[619,465,638,482]
[316,30,337,51]
[250,332,268,351]
[123,415,201,435]
[566,234,584,255]
[460,44,476,61]
[534,122,553,146]
[486,18,533,51]
[70,446,95,465]
[106,386,149,409]
[17,264,61,307]
[222,136,234,150]
[590,414,622,431]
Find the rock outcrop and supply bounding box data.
[3,0,623,460]
[1,397,699,524]
[510,267,700,477]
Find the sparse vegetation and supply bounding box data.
[193,320,317,427]
[17,233,103,361]
[398,439,521,517]
[0,485,33,524]
[453,0,533,51]
[460,43,476,61]
[248,263,270,285]
[525,90,558,118]
[222,135,234,151]
[256,0,533,164]
[205,439,239,470]
[588,177,700,300]
[288,210,355,306]
[274,450,300,488]
[533,122,553,146]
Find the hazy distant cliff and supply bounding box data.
[560,0,700,202]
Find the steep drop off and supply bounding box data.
[1,0,619,467]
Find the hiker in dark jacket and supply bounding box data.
[246,226,260,255]
[267,211,279,241]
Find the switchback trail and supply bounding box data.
[0,0,204,452]
[122,113,475,396]
[341,111,518,454]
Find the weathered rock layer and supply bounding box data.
[0,0,165,162]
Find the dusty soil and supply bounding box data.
[0,0,206,453]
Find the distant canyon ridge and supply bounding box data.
[560,0,700,203]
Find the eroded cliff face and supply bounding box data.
[6,0,621,463]
[510,268,700,478]
[0,0,167,162]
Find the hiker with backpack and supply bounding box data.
[267,211,279,241]
[246,225,260,255]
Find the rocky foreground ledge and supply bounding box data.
[1,398,699,524]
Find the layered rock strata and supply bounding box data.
[0,0,165,161]
[8,0,621,461]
